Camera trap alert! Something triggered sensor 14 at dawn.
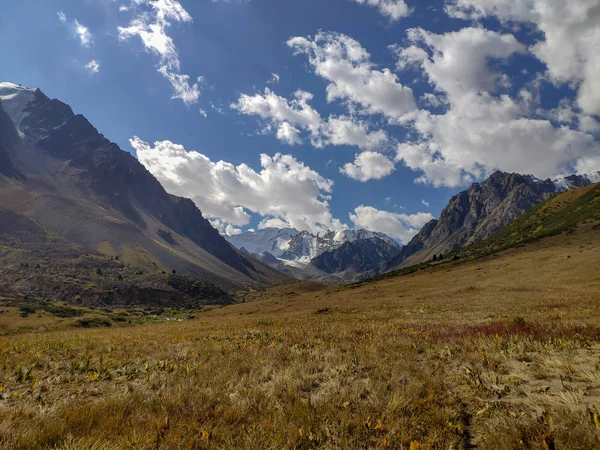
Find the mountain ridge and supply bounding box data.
[382,170,599,272]
[228,227,402,282]
[0,82,291,298]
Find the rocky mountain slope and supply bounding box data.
[383,170,599,272]
[228,228,401,282]
[0,82,291,301]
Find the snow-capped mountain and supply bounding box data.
[228,228,401,264]
[552,173,600,191]
[279,229,400,263]
[0,82,36,137]
[227,228,299,258]
[227,227,402,282]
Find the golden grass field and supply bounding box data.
[1,226,599,449]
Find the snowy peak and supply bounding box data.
[553,172,600,191]
[0,82,36,136]
[227,226,402,282]
[227,227,300,258]
[228,227,401,267]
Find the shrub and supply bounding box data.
[75,317,112,328]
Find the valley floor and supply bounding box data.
[1,228,600,449]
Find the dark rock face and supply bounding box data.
[0,100,22,179]
[311,238,401,274]
[0,84,291,297]
[383,171,565,271]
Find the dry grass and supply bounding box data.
[1,229,599,449]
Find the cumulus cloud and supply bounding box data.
[287,32,417,123]
[341,151,395,182]
[392,26,600,186]
[57,13,93,47]
[350,0,412,20]
[84,59,100,74]
[74,20,94,47]
[232,88,388,150]
[446,0,600,116]
[396,27,526,99]
[118,0,203,104]
[349,205,434,243]
[132,137,345,234]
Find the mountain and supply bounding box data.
[455,181,600,261]
[0,82,291,304]
[383,170,599,272]
[228,228,299,258]
[228,227,402,281]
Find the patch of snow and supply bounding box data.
[588,172,600,183]
[0,82,35,137]
[279,258,309,269]
[552,178,571,192]
[227,227,299,258]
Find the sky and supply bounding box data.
[1,0,599,242]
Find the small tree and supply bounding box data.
[96,268,103,276]
[432,254,438,262]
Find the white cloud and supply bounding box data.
[421,199,430,207]
[258,217,292,230]
[199,108,208,118]
[232,88,388,150]
[132,137,345,234]
[396,27,525,99]
[58,13,93,47]
[276,122,302,145]
[446,0,600,116]
[349,205,434,243]
[350,0,412,21]
[392,26,600,187]
[74,20,93,47]
[267,73,280,84]
[225,224,243,236]
[341,151,395,182]
[157,67,203,105]
[84,59,100,74]
[118,0,203,105]
[287,32,418,123]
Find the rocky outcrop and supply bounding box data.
[311,238,401,275]
[383,171,574,271]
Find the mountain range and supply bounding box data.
[381,170,600,272]
[1,80,598,304]
[0,82,290,306]
[228,228,402,282]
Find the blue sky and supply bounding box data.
[1,0,598,241]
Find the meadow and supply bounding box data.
[0,227,599,449]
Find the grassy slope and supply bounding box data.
[0,218,599,448]
[456,182,600,259]
[367,182,600,284]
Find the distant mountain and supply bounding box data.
[228,227,401,282]
[0,82,291,305]
[228,228,299,258]
[383,170,599,272]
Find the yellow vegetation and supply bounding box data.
[0,228,599,449]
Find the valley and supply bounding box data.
[1,82,599,449]
[1,194,599,448]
